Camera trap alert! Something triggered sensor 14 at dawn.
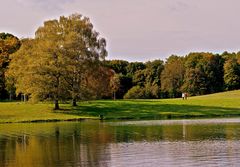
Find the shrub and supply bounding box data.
[123,86,145,99]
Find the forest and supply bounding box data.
[1,14,240,109]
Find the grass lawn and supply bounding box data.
[0,90,240,123]
[0,102,94,123]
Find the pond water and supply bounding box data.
[1,118,240,166]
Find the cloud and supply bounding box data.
[16,0,76,12]
[167,0,191,12]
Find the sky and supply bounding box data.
[1,0,240,62]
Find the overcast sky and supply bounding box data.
[1,0,240,61]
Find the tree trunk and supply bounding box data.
[72,98,77,106]
[54,99,60,110]
[54,75,60,110]
[9,93,12,101]
[24,94,27,102]
[113,91,116,100]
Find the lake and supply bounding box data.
[1,118,240,166]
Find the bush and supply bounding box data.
[123,86,145,99]
[124,84,161,99]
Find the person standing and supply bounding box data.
[182,93,185,100]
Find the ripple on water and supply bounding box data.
[0,120,240,166]
[108,140,240,167]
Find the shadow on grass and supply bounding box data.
[57,100,240,120]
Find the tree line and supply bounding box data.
[107,52,240,99]
[0,13,240,109]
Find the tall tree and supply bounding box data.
[182,53,224,95]
[144,60,164,86]
[224,57,240,90]
[105,60,129,75]
[7,14,107,109]
[161,55,185,98]
[126,62,145,77]
[0,33,21,99]
[126,60,164,99]
[110,73,121,100]
[105,60,133,99]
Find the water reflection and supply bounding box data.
[0,119,240,166]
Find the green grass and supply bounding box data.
[0,102,94,123]
[59,90,240,120]
[1,90,240,123]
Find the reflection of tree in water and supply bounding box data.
[1,122,239,166]
[0,134,29,167]
[0,123,113,167]
[0,138,16,167]
[68,124,112,167]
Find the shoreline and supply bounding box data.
[1,114,240,124]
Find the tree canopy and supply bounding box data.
[7,14,108,109]
[0,33,21,99]
[161,55,185,98]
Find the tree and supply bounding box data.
[0,33,21,99]
[224,57,240,90]
[110,73,121,100]
[105,60,129,75]
[7,14,107,109]
[123,85,145,99]
[125,60,164,99]
[161,55,185,98]
[182,53,224,95]
[132,70,146,87]
[144,60,164,86]
[126,62,145,77]
[144,82,160,99]
[83,66,113,100]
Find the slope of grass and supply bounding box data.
[58,90,240,120]
[0,90,240,123]
[0,102,94,123]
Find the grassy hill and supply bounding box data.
[0,90,240,123]
[58,90,240,120]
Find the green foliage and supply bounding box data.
[0,33,21,56]
[110,73,121,99]
[7,14,108,109]
[144,83,160,98]
[124,83,160,99]
[144,59,164,86]
[128,60,163,98]
[182,53,224,95]
[161,55,185,97]
[126,62,145,76]
[0,33,21,99]
[132,70,145,86]
[105,60,129,75]
[123,85,145,99]
[224,57,240,90]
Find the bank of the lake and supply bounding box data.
[0,90,240,123]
